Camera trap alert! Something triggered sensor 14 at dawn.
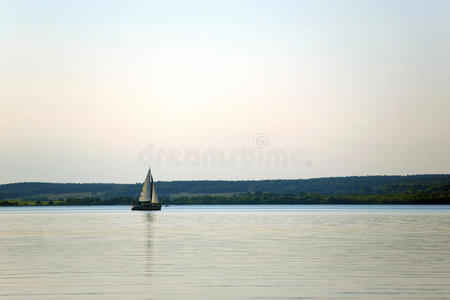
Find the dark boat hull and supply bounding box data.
[131,203,161,211]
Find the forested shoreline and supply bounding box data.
[1,191,449,206]
[1,175,449,206]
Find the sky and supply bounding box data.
[0,0,449,183]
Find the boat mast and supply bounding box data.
[149,167,152,202]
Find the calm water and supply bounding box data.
[1,205,450,299]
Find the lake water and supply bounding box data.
[1,205,449,299]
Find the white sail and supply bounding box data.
[151,177,159,204]
[138,169,152,202]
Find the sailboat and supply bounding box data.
[131,167,161,211]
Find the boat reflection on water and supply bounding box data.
[143,212,155,278]
[144,212,154,240]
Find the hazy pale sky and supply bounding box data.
[1,0,449,183]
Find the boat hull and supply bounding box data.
[131,203,161,211]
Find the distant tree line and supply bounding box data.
[1,175,449,201]
[2,186,449,206]
[163,190,450,205]
[0,196,134,206]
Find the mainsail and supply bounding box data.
[138,168,159,203]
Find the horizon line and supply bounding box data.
[2,173,449,185]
